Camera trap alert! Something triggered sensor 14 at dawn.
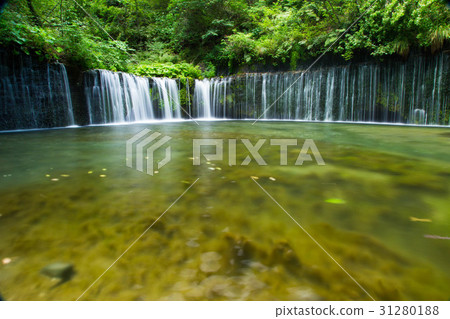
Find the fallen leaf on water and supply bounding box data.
[51,178,59,182]
[99,175,106,178]
[410,217,432,223]
[88,171,93,174]
[60,174,70,177]
[2,257,12,265]
[250,176,259,180]
[45,174,50,178]
[325,198,346,204]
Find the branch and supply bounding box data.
[26,0,42,27]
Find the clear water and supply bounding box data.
[0,121,449,300]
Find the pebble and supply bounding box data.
[51,178,59,182]
[2,257,12,265]
[287,287,321,300]
[269,177,276,181]
[186,239,200,248]
[200,252,222,273]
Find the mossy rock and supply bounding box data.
[40,262,75,281]
[269,240,302,273]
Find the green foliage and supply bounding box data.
[129,62,202,79]
[0,0,130,70]
[0,0,449,74]
[168,0,249,55]
[201,62,216,78]
[218,0,450,67]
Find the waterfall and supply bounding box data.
[84,69,156,124]
[413,109,427,124]
[123,73,154,121]
[193,53,449,125]
[151,77,182,120]
[1,51,448,130]
[59,63,75,126]
[261,74,267,119]
[194,79,212,118]
[0,51,74,130]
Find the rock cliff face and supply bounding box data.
[0,49,75,130]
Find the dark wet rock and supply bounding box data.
[223,233,259,268]
[40,262,75,281]
[269,240,302,273]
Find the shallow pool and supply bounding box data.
[0,121,449,300]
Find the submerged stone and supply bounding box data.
[224,233,257,263]
[40,262,74,281]
[200,252,222,273]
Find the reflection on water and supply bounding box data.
[0,121,449,300]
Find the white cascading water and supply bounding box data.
[122,73,154,121]
[413,109,427,124]
[99,70,124,123]
[58,63,75,126]
[81,53,448,127]
[2,51,448,130]
[191,53,448,125]
[152,77,182,120]
[194,79,212,118]
[0,49,75,130]
[261,74,267,119]
[85,71,185,123]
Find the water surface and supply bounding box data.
[0,121,449,300]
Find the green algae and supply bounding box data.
[0,122,449,300]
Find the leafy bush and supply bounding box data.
[129,62,202,78]
[0,1,130,70]
[1,0,449,74]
